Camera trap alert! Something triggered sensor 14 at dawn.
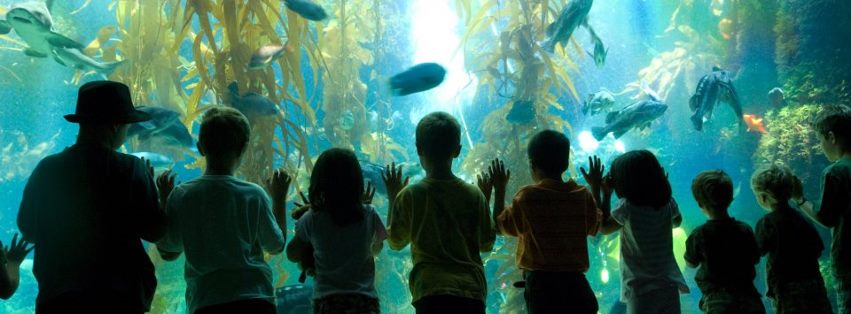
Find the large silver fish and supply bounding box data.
[542,0,594,53]
[0,1,83,58]
[591,94,668,140]
[582,89,616,116]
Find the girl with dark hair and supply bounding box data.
[286,148,386,314]
[582,150,689,314]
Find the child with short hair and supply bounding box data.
[487,130,601,314]
[794,105,851,313]
[585,150,689,314]
[286,148,386,314]
[752,165,832,313]
[156,107,288,314]
[382,112,495,314]
[685,170,763,313]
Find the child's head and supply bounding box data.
[527,130,570,180]
[812,105,851,161]
[415,112,461,169]
[309,148,365,226]
[691,170,734,217]
[198,107,251,170]
[751,164,801,211]
[610,150,672,208]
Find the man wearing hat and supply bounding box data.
[17,81,167,313]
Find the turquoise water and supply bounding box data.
[0,0,846,313]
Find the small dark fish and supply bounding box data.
[542,0,594,53]
[228,82,279,119]
[768,87,786,108]
[586,26,607,67]
[249,44,286,70]
[506,100,536,124]
[689,66,743,131]
[389,63,446,96]
[284,0,328,21]
[276,284,314,314]
[582,89,616,116]
[591,95,668,140]
[127,106,194,148]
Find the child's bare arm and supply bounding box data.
[266,168,292,237]
[489,159,510,232]
[381,162,409,226]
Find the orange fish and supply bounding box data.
[743,114,767,134]
[718,18,734,40]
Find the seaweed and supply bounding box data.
[753,104,829,185]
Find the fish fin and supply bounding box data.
[100,60,125,75]
[227,81,240,99]
[47,32,85,49]
[541,40,556,54]
[24,49,48,58]
[613,129,628,139]
[581,104,588,115]
[138,121,157,130]
[690,114,704,131]
[546,22,557,38]
[586,49,594,59]
[689,95,700,112]
[51,54,66,66]
[591,127,608,141]
[605,111,620,124]
[0,20,11,35]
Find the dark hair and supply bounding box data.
[416,112,461,160]
[692,170,734,212]
[751,164,800,203]
[528,130,570,175]
[610,150,672,209]
[812,105,851,149]
[199,107,250,158]
[309,148,365,226]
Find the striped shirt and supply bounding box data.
[497,179,602,272]
[612,198,689,301]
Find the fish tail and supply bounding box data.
[690,113,703,131]
[591,127,608,141]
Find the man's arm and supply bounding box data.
[137,159,167,242]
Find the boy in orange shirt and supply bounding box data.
[487,130,602,314]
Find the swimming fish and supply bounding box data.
[591,94,668,140]
[689,66,744,131]
[284,0,328,21]
[541,0,594,53]
[586,25,608,67]
[127,106,194,148]
[249,44,286,70]
[0,1,84,58]
[582,89,616,116]
[227,82,279,119]
[768,87,786,108]
[130,152,174,169]
[742,114,767,134]
[389,63,446,96]
[359,161,422,195]
[51,46,125,74]
[506,100,536,124]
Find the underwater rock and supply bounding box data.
[249,44,287,70]
[541,0,594,53]
[389,63,446,96]
[227,82,280,119]
[51,46,125,74]
[582,89,616,116]
[284,0,328,21]
[0,1,85,59]
[127,106,194,148]
[689,66,744,132]
[506,100,536,124]
[591,94,668,140]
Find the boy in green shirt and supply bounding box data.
[795,105,851,313]
[382,112,495,314]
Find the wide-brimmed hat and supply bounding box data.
[64,81,151,124]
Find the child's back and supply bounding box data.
[158,175,285,312]
[685,218,760,300]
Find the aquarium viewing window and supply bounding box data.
[0,0,849,313]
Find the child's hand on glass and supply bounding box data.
[580,156,605,187]
[488,159,510,192]
[363,182,377,205]
[381,162,410,201]
[292,192,311,220]
[3,234,33,266]
[156,169,177,203]
[477,172,493,201]
[266,168,292,205]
